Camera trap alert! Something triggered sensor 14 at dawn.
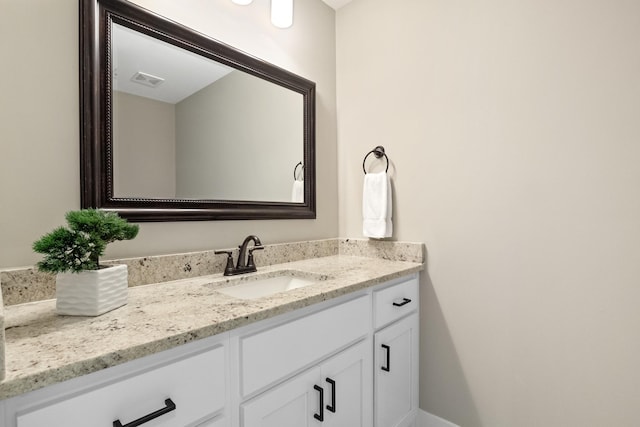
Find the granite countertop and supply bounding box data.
[0,254,423,400]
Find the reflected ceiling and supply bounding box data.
[112,24,233,103]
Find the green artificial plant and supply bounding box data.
[33,209,139,274]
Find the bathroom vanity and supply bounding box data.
[0,240,423,427]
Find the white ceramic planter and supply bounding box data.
[56,264,128,316]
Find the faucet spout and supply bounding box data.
[236,235,263,271]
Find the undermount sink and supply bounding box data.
[216,272,327,300]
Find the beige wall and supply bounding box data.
[175,70,302,201]
[337,0,640,426]
[6,0,639,424]
[0,0,337,268]
[113,91,176,199]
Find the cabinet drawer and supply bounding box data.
[17,344,226,427]
[374,276,418,329]
[239,295,370,397]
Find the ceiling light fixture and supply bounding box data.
[271,0,293,29]
[231,0,253,5]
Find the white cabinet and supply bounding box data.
[374,314,419,427]
[2,273,419,427]
[320,339,373,427]
[373,277,419,329]
[236,293,373,427]
[240,364,319,427]
[373,277,420,427]
[8,336,230,427]
[238,274,418,427]
[241,339,371,427]
[237,295,370,398]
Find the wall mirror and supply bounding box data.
[80,0,316,221]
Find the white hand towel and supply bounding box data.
[291,180,304,203]
[362,172,392,238]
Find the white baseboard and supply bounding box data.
[418,409,460,427]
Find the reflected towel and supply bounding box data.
[291,180,304,203]
[362,172,392,238]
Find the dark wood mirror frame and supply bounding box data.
[80,0,316,221]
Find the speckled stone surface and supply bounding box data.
[0,268,55,306]
[0,285,4,381]
[103,239,339,288]
[1,239,340,306]
[0,239,424,400]
[339,238,425,263]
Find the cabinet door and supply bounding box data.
[320,339,372,427]
[241,340,372,427]
[241,368,321,427]
[374,313,419,427]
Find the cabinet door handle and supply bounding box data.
[313,385,324,421]
[326,377,336,413]
[113,398,176,427]
[381,344,391,372]
[393,297,412,307]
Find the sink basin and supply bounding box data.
[216,272,325,300]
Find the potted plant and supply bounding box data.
[33,209,139,316]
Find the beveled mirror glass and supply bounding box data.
[81,0,316,221]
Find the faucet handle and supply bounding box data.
[246,246,264,268]
[214,250,235,276]
[214,249,235,260]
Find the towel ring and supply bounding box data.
[293,161,304,180]
[362,146,389,174]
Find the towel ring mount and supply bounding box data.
[362,146,389,174]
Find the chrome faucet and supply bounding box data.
[215,235,264,276]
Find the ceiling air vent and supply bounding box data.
[130,71,165,88]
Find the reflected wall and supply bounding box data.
[113,70,302,202]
